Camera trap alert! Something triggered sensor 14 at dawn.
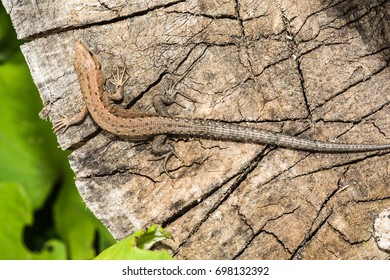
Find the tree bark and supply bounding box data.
[3,0,390,259]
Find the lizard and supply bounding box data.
[54,42,390,178]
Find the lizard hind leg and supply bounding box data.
[150,81,193,178]
[153,81,196,117]
[151,135,183,179]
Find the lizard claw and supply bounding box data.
[108,66,129,101]
[164,82,197,108]
[150,142,184,179]
[153,80,197,116]
[53,115,70,133]
[112,66,129,88]
[162,150,184,179]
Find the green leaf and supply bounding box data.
[0,182,32,259]
[136,224,173,250]
[0,182,66,259]
[0,50,64,209]
[0,3,20,63]
[94,225,174,260]
[0,7,116,260]
[30,239,67,260]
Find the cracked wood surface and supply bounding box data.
[4,0,390,259]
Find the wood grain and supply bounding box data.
[4,0,390,259]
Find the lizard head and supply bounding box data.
[74,42,101,74]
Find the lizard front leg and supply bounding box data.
[53,66,128,133]
[53,104,88,133]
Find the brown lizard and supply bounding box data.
[54,42,390,177]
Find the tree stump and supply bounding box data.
[3,0,390,259]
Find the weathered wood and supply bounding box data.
[2,0,180,39]
[3,0,390,259]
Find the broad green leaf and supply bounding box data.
[0,7,115,260]
[94,225,173,260]
[0,51,64,209]
[0,182,32,259]
[30,239,67,260]
[136,224,173,250]
[0,182,66,259]
[0,3,20,63]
